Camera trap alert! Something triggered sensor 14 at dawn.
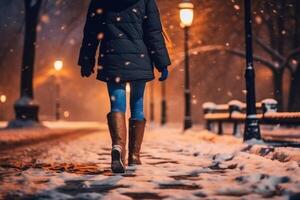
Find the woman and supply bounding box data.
[78,0,171,173]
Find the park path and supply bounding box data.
[0,125,300,200]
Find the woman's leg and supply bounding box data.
[107,82,126,113]
[129,81,146,120]
[106,82,127,173]
[128,81,146,165]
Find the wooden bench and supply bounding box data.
[203,99,300,135]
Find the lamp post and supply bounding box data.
[179,0,194,130]
[53,60,63,121]
[161,81,167,125]
[8,0,42,128]
[0,95,7,121]
[243,0,261,141]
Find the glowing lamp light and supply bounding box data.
[0,95,6,103]
[63,111,70,118]
[54,60,64,71]
[179,0,194,27]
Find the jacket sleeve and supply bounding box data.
[143,0,171,72]
[78,0,103,68]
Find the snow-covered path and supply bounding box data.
[0,126,299,200]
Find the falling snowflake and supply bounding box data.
[192,99,197,105]
[111,95,116,101]
[115,77,121,83]
[97,65,103,70]
[36,25,42,32]
[140,54,145,58]
[41,14,50,23]
[63,111,70,118]
[125,61,131,66]
[255,16,262,24]
[69,39,75,45]
[116,17,121,22]
[291,59,298,66]
[96,8,103,14]
[233,5,240,10]
[97,33,104,40]
[132,8,138,13]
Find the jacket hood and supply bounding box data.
[103,0,140,11]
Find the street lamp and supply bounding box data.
[179,0,194,130]
[243,0,261,141]
[53,59,63,121]
[54,60,63,71]
[0,95,7,121]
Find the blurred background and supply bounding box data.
[0,0,299,124]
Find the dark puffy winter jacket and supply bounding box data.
[78,0,171,83]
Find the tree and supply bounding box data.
[287,0,300,111]
[176,0,300,111]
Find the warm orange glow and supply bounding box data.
[54,60,64,71]
[0,95,6,103]
[64,111,70,118]
[179,1,194,27]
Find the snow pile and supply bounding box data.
[0,126,299,199]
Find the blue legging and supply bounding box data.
[107,81,146,120]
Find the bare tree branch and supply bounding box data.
[170,45,277,73]
[282,47,300,74]
[189,45,276,71]
[254,36,285,63]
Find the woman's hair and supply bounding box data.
[162,25,173,49]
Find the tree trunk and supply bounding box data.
[287,0,300,111]
[273,70,284,111]
[288,65,300,111]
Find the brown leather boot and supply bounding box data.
[107,112,127,173]
[128,118,146,165]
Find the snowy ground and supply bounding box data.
[0,124,300,200]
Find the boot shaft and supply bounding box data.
[128,118,146,165]
[107,112,127,147]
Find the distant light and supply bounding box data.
[54,60,63,71]
[179,1,194,27]
[63,111,70,118]
[0,95,7,103]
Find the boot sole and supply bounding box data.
[111,149,125,173]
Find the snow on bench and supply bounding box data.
[203,99,300,135]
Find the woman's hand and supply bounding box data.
[80,66,95,77]
[159,68,168,81]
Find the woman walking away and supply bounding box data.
[78,0,171,173]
